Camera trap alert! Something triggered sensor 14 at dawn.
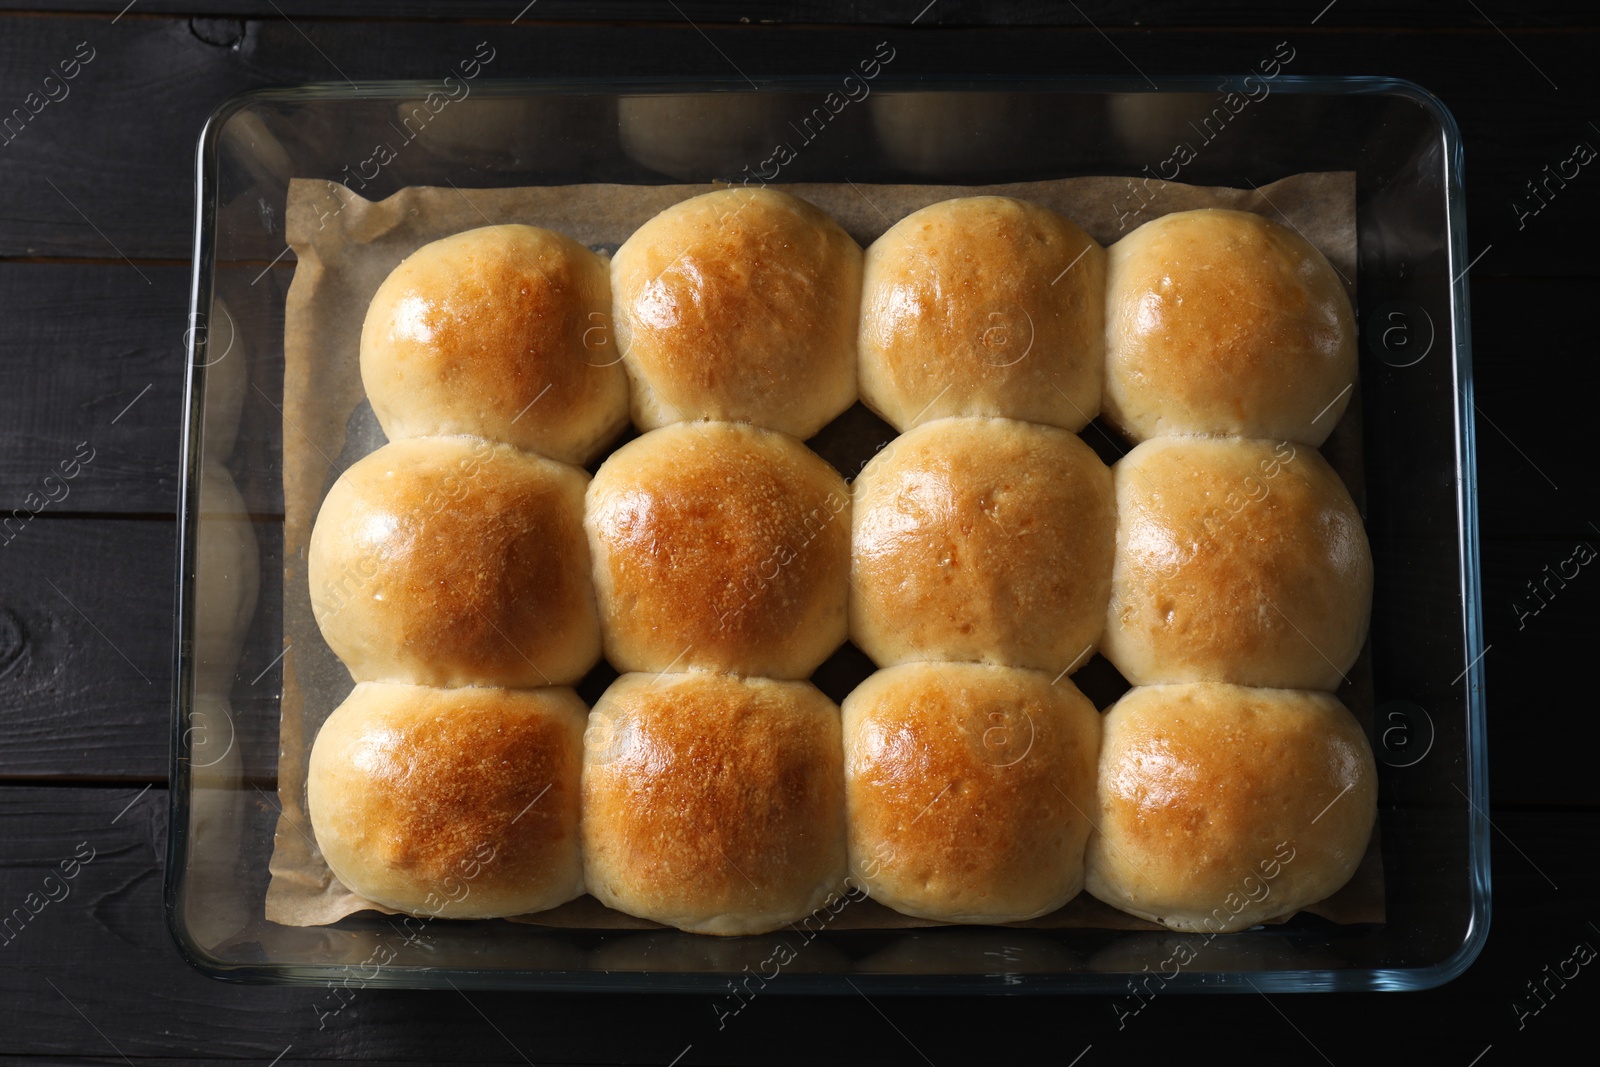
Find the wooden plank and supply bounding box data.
[0,510,1589,802]
[0,262,285,515]
[0,512,287,780]
[0,264,185,515]
[0,264,1587,522]
[0,16,1596,274]
[2,1,1599,27]
[0,519,174,778]
[0,784,1594,1062]
[1469,276,1598,544]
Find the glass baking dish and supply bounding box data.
[169,74,1487,992]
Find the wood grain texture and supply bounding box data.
[0,515,286,780]
[0,1,1598,26]
[0,264,186,515]
[0,519,174,777]
[0,785,1592,1061]
[0,16,1594,275]
[0,262,285,515]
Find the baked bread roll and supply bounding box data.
[194,458,260,698]
[582,672,847,935]
[399,97,609,170]
[618,94,791,181]
[1104,208,1357,446]
[1086,683,1377,932]
[851,417,1114,673]
[308,682,587,919]
[1104,437,1370,691]
[585,421,849,678]
[308,436,599,687]
[870,95,1026,177]
[361,224,627,465]
[199,295,246,460]
[842,663,1101,923]
[610,188,861,438]
[858,196,1104,432]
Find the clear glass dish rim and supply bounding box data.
[167,72,1489,993]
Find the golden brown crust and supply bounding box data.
[842,663,1101,923]
[1104,208,1357,446]
[1104,437,1371,691]
[308,436,600,687]
[361,224,628,465]
[585,421,850,678]
[1085,683,1377,933]
[581,672,847,935]
[611,188,861,438]
[307,682,587,918]
[858,196,1105,432]
[850,416,1114,673]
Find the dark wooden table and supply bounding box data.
[1,2,1596,1063]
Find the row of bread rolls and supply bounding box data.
[857,425,1373,692]
[358,188,1358,469]
[304,424,1376,932]
[1086,190,1373,931]
[1093,204,1373,926]
[307,671,1376,935]
[309,425,1371,696]
[348,183,1365,691]
[306,422,850,687]
[398,92,1250,186]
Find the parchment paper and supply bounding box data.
[266,172,1382,933]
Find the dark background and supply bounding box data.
[1,2,1595,1063]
